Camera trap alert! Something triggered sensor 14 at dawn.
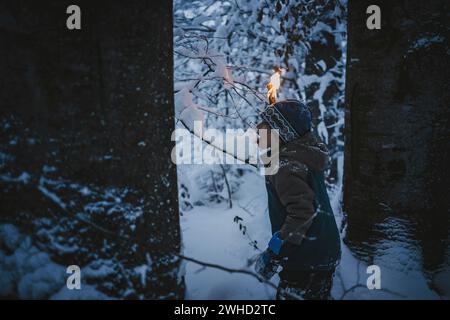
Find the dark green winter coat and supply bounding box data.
[265,132,341,271]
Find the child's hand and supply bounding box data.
[254,232,286,281]
[254,249,280,281]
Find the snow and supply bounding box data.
[0,224,64,299]
[181,171,277,299]
[38,184,67,210]
[317,121,329,144]
[17,262,66,299]
[135,265,151,287]
[0,171,31,184]
[83,260,116,279]
[0,224,111,299]
[51,285,111,300]
[409,35,445,53]
[175,89,205,133]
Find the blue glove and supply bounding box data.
[254,232,285,280]
[268,231,284,255]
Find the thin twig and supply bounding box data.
[219,164,233,209]
[176,253,301,299]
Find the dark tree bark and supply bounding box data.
[344,0,450,274]
[0,0,183,298]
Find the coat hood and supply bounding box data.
[278,132,329,171]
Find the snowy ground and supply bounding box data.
[1,165,444,299]
[0,224,110,299]
[181,169,277,299]
[181,159,442,300]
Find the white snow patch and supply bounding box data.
[181,171,277,299]
[0,224,111,299]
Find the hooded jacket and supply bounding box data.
[265,132,341,271]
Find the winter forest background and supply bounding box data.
[174,0,449,299]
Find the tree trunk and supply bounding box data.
[344,0,450,275]
[0,0,183,299]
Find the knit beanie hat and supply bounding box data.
[260,99,312,143]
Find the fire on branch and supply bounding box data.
[267,65,282,105]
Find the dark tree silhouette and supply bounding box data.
[344,0,450,276]
[0,0,182,299]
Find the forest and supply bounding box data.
[0,0,449,299]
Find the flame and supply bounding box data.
[267,67,281,104]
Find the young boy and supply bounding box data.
[255,100,341,300]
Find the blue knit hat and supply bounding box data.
[260,99,312,143]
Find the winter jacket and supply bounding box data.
[265,132,341,271]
